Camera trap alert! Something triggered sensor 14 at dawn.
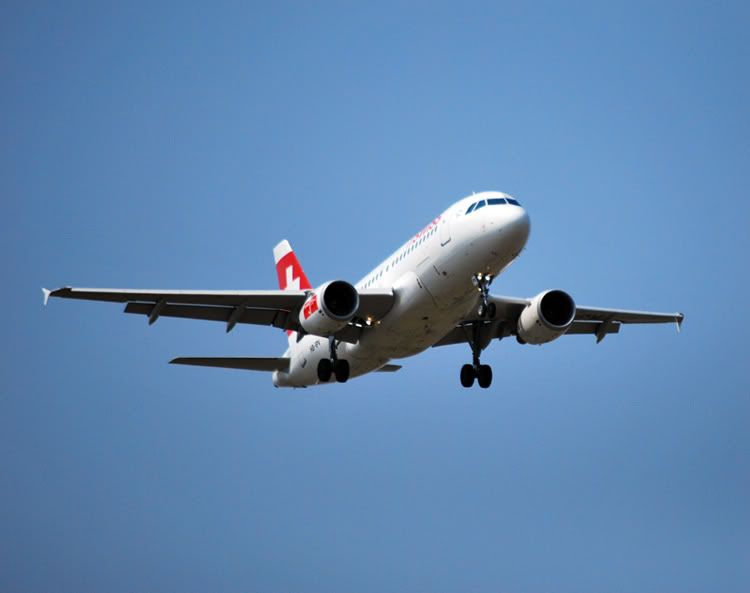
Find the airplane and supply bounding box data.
[44,191,684,389]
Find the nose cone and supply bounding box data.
[505,204,531,251]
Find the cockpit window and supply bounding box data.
[465,196,522,215]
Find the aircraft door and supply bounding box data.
[440,217,451,246]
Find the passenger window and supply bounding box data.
[488,198,506,205]
[466,202,477,214]
[474,200,486,210]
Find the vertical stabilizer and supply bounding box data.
[274,240,312,291]
[273,240,312,343]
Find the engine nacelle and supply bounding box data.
[298,280,360,336]
[517,289,576,345]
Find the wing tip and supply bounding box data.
[42,286,72,304]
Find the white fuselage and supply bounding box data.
[273,191,531,387]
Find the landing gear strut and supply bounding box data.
[317,336,350,383]
[459,321,493,389]
[472,273,496,318]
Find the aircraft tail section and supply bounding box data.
[274,239,311,343]
[274,239,312,291]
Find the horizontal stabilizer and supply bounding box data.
[170,357,290,372]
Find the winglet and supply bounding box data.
[676,313,684,333]
[42,288,51,306]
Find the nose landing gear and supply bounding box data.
[460,273,497,388]
[317,336,350,383]
[472,273,496,318]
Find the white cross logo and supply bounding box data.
[285,265,301,290]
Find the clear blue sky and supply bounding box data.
[3,2,749,592]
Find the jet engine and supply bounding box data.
[517,289,576,344]
[298,280,360,336]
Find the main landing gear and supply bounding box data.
[459,320,494,389]
[472,273,496,319]
[461,362,493,389]
[317,336,350,383]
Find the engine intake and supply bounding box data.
[517,289,576,344]
[298,280,360,336]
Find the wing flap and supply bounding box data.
[574,305,684,325]
[432,319,621,348]
[170,357,290,372]
[124,302,290,329]
[123,302,362,343]
[566,320,621,336]
[433,321,507,348]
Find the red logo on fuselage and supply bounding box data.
[412,215,441,243]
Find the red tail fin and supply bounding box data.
[273,240,311,291]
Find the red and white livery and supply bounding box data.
[45,191,684,388]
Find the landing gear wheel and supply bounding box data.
[463,300,497,388]
[477,364,493,389]
[460,364,476,388]
[317,358,333,382]
[333,359,350,383]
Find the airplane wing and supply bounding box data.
[45,286,394,344]
[433,295,684,348]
